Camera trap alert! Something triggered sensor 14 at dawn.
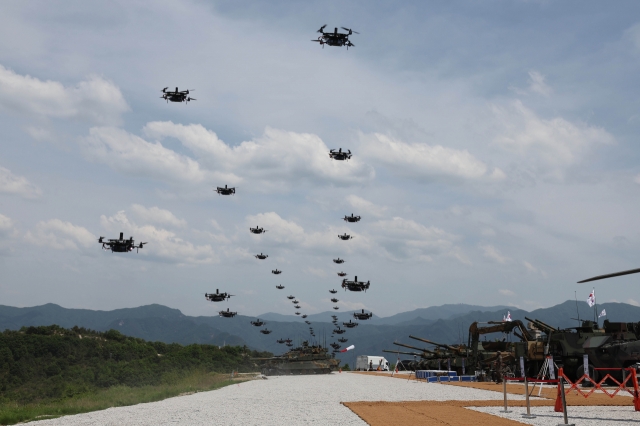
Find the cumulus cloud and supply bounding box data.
[480,244,509,264]
[0,213,13,236]
[0,166,41,198]
[345,195,387,217]
[491,100,614,168]
[131,204,186,227]
[360,132,504,182]
[499,289,516,297]
[143,122,375,189]
[370,217,461,262]
[100,210,216,264]
[528,71,552,96]
[25,219,95,250]
[0,65,128,125]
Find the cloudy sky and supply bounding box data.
[1,0,640,318]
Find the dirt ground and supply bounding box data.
[346,372,635,425]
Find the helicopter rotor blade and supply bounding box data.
[578,267,640,283]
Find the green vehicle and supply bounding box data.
[256,341,340,376]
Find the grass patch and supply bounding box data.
[0,370,247,425]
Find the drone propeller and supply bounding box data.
[317,24,327,33]
[161,87,168,92]
[187,97,196,102]
[341,27,359,34]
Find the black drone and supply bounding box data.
[301,314,308,319]
[205,289,234,302]
[260,328,272,335]
[337,272,347,277]
[287,295,295,300]
[250,226,267,235]
[294,305,301,309]
[276,284,285,290]
[99,232,147,253]
[343,320,358,328]
[272,269,282,275]
[342,276,370,292]
[333,326,346,334]
[353,309,373,320]
[313,25,358,49]
[333,306,340,310]
[330,342,341,350]
[329,148,352,161]
[331,315,338,320]
[219,308,237,318]
[215,185,235,195]
[338,337,348,343]
[250,319,265,327]
[161,87,196,103]
[329,289,338,294]
[338,233,353,241]
[286,342,293,347]
[277,338,286,344]
[330,298,339,303]
[295,312,301,315]
[333,258,345,264]
[343,213,361,223]
[255,253,268,260]
[305,320,311,324]
[292,299,299,304]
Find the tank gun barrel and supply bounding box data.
[393,341,435,353]
[525,317,558,332]
[409,335,462,353]
[383,349,422,356]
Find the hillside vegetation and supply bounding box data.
[0,325,270,405]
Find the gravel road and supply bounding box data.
[472,406,640,425]
[31,372,516,426]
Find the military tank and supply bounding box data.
[256,341,340,376]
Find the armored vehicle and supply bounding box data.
[256,341,339,375]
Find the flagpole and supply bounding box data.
[593,287,598,327]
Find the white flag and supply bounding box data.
[340,345,355,353]
[504,311,512,322]
[587,289,596,307]
[599,309,606,318]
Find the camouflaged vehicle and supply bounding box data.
[256,341,340,375]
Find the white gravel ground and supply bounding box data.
[30,372,517,426]
[471,405,640,425]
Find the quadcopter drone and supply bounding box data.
[276,284,285,290]
[333,326,346,334]
[343,213,361,223]
[215,185,235,195]
[313,25,358,49]
[250,319,265,327]
[99,232,146,253]
[338,337,348,343]
[301,314,308,319]
[160,87,196,103]
[329,148,352,161]
[272,269,282,275]
[353,309,373,320]
[292,299,299,304]
[260,328,272,335]
[219,308,237,318]
[342,276,371,292]
[333,258,345,264]
[305,320,311,324]
[205,289,234,302]
[250,226,267,235]
[294,305,301,309]
[255,253,268,260]
[330,298,339,303]
[338,233,353,241]
[277,338,286,344]
[287,295,295,300]
[343,320,359,328]
[333,306,340,310]
[337,272,347,277]
[329,289,338,294]
[294,312,301,315]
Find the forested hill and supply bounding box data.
[0,325,271,404]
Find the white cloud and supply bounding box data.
[131,204,186,228]
[528,70,552,96]
[628,299,640,307]
[0,65,128,125]
[345,195,387,218]
[371,217,461,262]
[480,244,509,264]
[0,166,41,198]
[0,213,13,236]
[499,289,516,297]
[360,132,504,182]
[81,127,207,185]
[143,122,375,189]
[25,219,95,250]
[491,100,614,168]
[100,210,216,264]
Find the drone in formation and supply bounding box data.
[313,25,358,49]
[329,289,338,294]
[353,309,373,320]
[301,314,308,319]
[250,226,267,235]
[294,304,301,309]
[342,276,371,292]
[292,299,299,304]
[305,320,311,325]
[338,337,348,343]
[99,233,146,253]
[272,269,282,275]
[333,326,346,334]
[275,284,285,290]
[219,308,237,318]
[337,272,347,277]
[161,87,196,103]
[333,306,340,310]
[343,320,359,328]
[333,258,345,264]
[255,253,268,260]
[260,328,272,335]
[295,312,301,316]
[343,213,361,223]
[329,148,352,161]
[250,319,265,327]
[205,289,234,302]
[330,298,339,303]
[338,233,353,241]
[215,185,235,195]
[287,295,295,300]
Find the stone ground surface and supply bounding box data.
[29,372,640,425]
[472,406,640,425]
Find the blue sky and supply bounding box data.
[1,0,640,317]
